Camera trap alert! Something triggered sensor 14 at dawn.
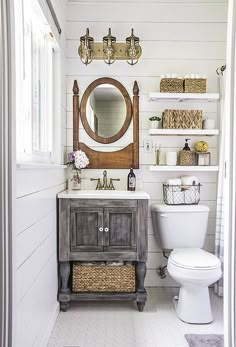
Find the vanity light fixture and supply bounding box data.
[78,28,94,65]
[126,29,142,66]
[78,28,142,65]
[103,28,116,65]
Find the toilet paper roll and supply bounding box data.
[181,176,199,186]
[166,151,177,166]
[166,178,181,186]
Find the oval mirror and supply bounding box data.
[80,78,132,144]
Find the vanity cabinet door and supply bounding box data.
[71,207,104,252]
[103,207,137,252]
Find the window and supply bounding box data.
[15,0,57,163]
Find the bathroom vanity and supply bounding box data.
[58,190,149,312]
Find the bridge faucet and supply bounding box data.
[90,170,120,190]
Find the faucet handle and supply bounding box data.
[108,178,120,190]
[90,178,102,190]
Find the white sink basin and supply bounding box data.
[58,190,150,199]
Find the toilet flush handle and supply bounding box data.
[160,214,168,218]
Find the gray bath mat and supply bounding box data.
[185,334,224,347]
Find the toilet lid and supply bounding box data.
[169,248,221,270]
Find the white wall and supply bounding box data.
[15,1,67,346]
[65,0,227,287]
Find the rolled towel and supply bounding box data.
[181,176,199,186]
[80,262,106,266]
[166,178,181,186]
[106,261,124,266]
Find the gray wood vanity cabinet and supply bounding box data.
[58,190,149,312]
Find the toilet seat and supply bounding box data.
[169,248,221,270]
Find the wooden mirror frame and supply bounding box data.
[73,78,139,169]
[80,77,132,144]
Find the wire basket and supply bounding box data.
[163,184,201,205]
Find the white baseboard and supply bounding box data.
[40,302,59,347]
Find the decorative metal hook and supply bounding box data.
[216,65,226,75]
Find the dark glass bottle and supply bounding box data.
[127,168,136,191]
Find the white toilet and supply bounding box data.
[151,204,222,324]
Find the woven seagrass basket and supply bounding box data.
[179,150,194,166]
[160,78,184,93]
[72,263,136,292]
[184,78,206,93]
[162,109,203,129]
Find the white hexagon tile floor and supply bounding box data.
[47,288,223,347]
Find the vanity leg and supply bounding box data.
[60,261,71,293]
[59,261,71,311]
[136,261,146,293]
[136,261,147,311]
[60,302,70,312]
[137,302,145,312]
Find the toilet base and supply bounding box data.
[174,286,213,324]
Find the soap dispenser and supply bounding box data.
[127,168,136,191]
[179,139,194,166]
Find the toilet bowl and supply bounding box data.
[151,204,222,324]
[167,248,222,323]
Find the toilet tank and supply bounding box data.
[151,204,209,250]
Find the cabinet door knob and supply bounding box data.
[104,227,109,232]
[99,227,103,232]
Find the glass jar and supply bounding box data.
[68,169,81,190]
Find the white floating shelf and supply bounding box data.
[149,92,219,102]
[149,165,219,172]
[149,129,219,136]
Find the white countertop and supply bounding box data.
[58,190,150,200]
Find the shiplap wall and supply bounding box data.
[65,0,227,286]
[15,1,67,346]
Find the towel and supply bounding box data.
[181,176,199,186]
[166,178,181,186]
[106,261,124,266]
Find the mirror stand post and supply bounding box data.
[133,81,139,169]
[73,80,79,151]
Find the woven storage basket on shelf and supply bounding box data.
[184,78,207,93]
[162,109,203,129]
[179,150,194,166]
[72,263,136,292]
[160,78,184,93]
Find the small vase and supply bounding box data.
[150,121,160,129]
[68,169,81,190]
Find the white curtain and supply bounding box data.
[0,0,15,346]
[215,72,225,297]
[224,1,236,346]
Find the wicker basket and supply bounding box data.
[160,78,184,93]
[72,263,136,292]
[184,78,207,93]
[162,109,203,129]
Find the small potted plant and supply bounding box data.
[149,116,161,129]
